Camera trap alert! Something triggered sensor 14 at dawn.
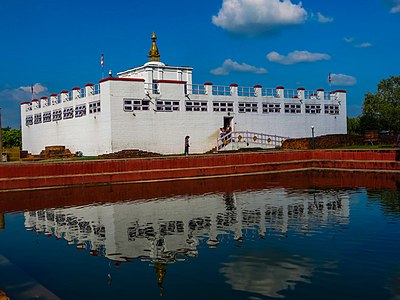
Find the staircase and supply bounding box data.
[217,131,290,151]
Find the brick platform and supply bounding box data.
[0,149,399,192]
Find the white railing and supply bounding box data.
[212,85,231,96]
[93,84,100,95]
[187,84,206,95]
[217,131,290,151]
[238,86,255,97]
[262,88,277,97]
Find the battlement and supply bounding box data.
[21,79,345,113]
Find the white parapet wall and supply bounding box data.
[21,83,112,156]
[21,72,347,156]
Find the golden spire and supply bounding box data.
[148,32,160,62]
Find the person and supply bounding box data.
[219,127,226,139]
[184,136,190,156]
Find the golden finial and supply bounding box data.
[148,32,160,62]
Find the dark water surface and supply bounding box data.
[0,171,400,300]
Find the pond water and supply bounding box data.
[0,171,400,300]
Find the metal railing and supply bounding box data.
[187,84,206,95]
[238,86,255,97]
[217,131,290,151]
[212,85,231,96]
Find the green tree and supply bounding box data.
[362,76,400,133]
[1,127,22,148]
[347,116,361,135]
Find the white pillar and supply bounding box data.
[230,83,238,96]
[317,88,324,100]
[72,87,81,100]
[297,87,305,100]
[276,86,284,98]
[85,83,94,97]
[49,94,58,105]
[31,99,39,110]
[60,90,69,103]
[204,82,212,95]
[254,84,262,98]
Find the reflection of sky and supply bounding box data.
[1,186,400,299]
[220,249,313,298]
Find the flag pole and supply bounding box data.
[101,53,104,79]
[328,73,332,94]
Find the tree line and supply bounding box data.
[348,76,400,135]
[1,127,21,149]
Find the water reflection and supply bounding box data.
[23,188,349,297]
[221,251,314,298]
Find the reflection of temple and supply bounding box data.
[24,188,349,264]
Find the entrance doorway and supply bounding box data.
[223,116,233,132]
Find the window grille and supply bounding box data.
[324,104,339,115]
[89,101,101,114]
[63,107,74,119]
[52,109,62,121]
[262,103,281,113]
[156,100,180,112]
[75,104,87,117]
[43,111,51,123]
[213,101,234,112]
[305,104,321,114]
[284,104,301,114]
[185,101,208,111]
[34,113,42,124]
[25,115,33,126]
[238,102,258,113]
[123,98,150,111]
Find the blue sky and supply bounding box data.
[1,0,399,128]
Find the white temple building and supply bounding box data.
[20,33,347,156]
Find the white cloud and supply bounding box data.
[343,37,354,43]
[212,0,307,36]
[266,50,331,65]
[390,0,400,13]
[330,74,357,86]
[211,59,268,75]
[355,42,373,48]
[0,83,48,128]
[20,83,48,95]
[317,12,333,23]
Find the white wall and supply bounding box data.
[21,90,112,156]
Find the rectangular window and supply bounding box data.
[25,115,33,126]
[325,104,339,115]
[238,102,258,113]
[262,103,281,113]
[123,98,150,111]
[185,101,208,112]
[75,104,87,117]
[52,109,62,121]
[89,101,101,114]
[43,111,51,123]
[63,106,74,119]
[34,113,42,124]
[284,104,301,114]
[305,104,321,114]
[213,101,234,112]
[156,100,179,112]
